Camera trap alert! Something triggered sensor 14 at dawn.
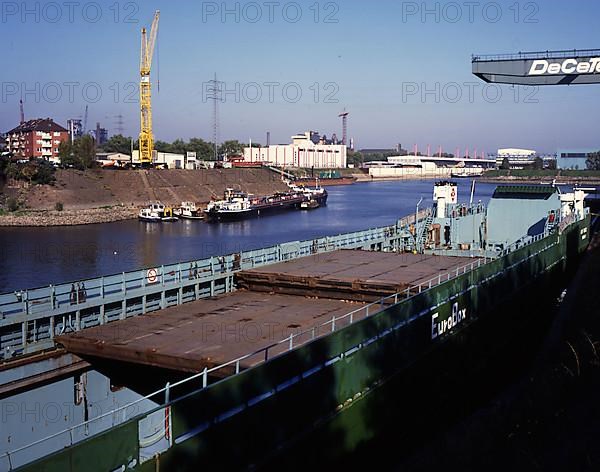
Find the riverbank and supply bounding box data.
[480,169,600,185]
[0,206,139,227]
[0,168,289,227]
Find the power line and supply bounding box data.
[206,73,223,161]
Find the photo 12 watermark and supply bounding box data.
[401,81,540,104]
[201,81,340,104]
[201,1,339,23]
[1,81,139,105]
[1,399,141,425]
[401,2,540,24]
[1,2,140,24]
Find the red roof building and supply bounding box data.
[6,118,69,162]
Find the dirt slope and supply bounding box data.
[20,168,288,211]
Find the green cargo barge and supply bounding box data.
[3,183,591,471]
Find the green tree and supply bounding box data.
[4,159,55,186]
[500,156,511,170]
[58,140,76,167]
[32,160,56,185]
[0,157,9,180]
[6,197,18,212]
[188,138,213,161]
[154,140,172,153]
[532,156,544,170]
[5,162,21,180]
[169,139,188,155]
[60,137,95,169]
[100,135,132,155]
[73,135,96,168]
[20,162,37,184]
[347,151,363,167]
[218,140,245,158]
[586,151,600,170]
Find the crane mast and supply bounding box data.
[139,10,160,166]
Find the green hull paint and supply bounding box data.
[19,216,590,472]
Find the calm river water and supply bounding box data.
[0,180,496,292]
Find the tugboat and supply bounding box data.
[175,202,204,220]
[138,202,179,222]
[287,179,328,207]
[300,199,320,210]
[204,189,255,221]
[161,207,179,222]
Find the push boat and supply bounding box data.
[138,202,179,222]
[174,202,204,220]
[300,199,320,210]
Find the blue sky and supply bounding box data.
[1,0,599,153]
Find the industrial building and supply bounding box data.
[94,123,108,146]
[243,131,347,169]
[359,145,405,157]
[556,148,598,170]
[367,154,492,178]
[66,119,83,142]
[5,118,69,162]
[131,150,196,169]
[495,148,538,169]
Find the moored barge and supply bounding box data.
[204,187,328,222]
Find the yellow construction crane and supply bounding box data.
[139,10,160,166]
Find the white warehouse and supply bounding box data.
[243,132,347,169]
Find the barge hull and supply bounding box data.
[20,216,590,472]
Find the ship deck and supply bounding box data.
[58,250,479,375]
[236,250,479,301]
[57,292,365,375]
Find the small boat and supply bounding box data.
[287,180,329,206]
[175,202,204,220]
[451,168,484,178]
[138,202,179,222]
[161,207,179,222]
[138,207,162,222]
[300,199,320,210]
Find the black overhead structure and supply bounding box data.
[472,49,600,86]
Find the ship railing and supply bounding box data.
[493,231,550,258]
[472,48,600,62]
[0,250,507,470]
[447,202,485,217]
[0,224,404,358]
